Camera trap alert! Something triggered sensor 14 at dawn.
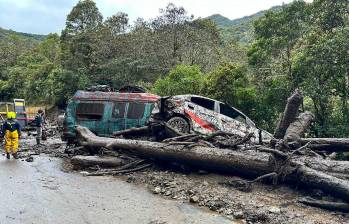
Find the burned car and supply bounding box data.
[154,95,273,143]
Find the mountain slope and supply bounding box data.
[207,6,282,44]
[0,27,46,42]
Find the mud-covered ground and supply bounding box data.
[14,133,349,224]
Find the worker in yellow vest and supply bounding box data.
[1,112,21,159]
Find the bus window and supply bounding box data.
[113,102,126,118]
[127,103,145,119]
[76,103,105,120]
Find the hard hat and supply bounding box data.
[7,112,16,119]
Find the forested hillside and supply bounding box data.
[207,6,282,44]
[0,0,348,137]
[0,27,45,41]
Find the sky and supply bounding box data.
[0,0,309,35]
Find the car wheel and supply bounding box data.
[166,116,190,134]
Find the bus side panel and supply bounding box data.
[95,102,113,137]
[124,102,154,129]
[108,102,126,135]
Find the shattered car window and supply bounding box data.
[76,103,104,120]
[113,102,126,118]
[191,97,215,110]
[219,103,246,123]
[127,103,145,119]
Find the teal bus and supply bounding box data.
[62,90,160,143]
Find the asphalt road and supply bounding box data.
[0,155,233,224]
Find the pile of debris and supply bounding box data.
[69,90,349,213]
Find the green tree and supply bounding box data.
[152,65,204,96]
[248,0,309,90]
[60,0,103,85]
[293,27,349,137]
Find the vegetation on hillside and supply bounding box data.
[0,0,348,137]
[207,6,282,44]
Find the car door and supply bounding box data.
[218,103,250,137]
[185,96,219,133]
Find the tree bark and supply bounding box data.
[76,126,349,202]
[300,138,349,152]
[112,126,150,137]
[71,155,124,169]
[299,197,349,212]
[274,89,303,139]
[283,112,314,144]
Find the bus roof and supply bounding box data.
[73,91,160,102]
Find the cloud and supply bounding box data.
[0,0,76,34]
[0,0,312,34]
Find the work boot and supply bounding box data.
[6,153,10,159]
[12,152,18,159]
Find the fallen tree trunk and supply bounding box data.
[112,126,150,137]
[299,197,349,212]
[300,138,349,152]
[76,126,349,202]
[274,90,303,139]
[300,158,349,180]
[71,155,124,169]
[283,112,314,144]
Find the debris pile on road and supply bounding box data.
[68,90,349,214]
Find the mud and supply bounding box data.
[124,168,349,223]
[5,133,349,224]
[0,137,232,224]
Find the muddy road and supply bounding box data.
[0,155,232,224]
[1,133,348,224]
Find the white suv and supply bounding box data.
[155,95,272,143]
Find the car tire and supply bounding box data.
[166,116,190,134]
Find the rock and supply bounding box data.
[164,191,171,196]
[126,175,136,183]
[79,171,89,175]
[268,206,281,214]
[168,181,177,187]
[224,209,233,215]
[207,200,226,211]
[25,156,34,162]
[202,181,209,186]
[153,186,161,194]
[187,189,195,195]
[233,211,244,219]
[189,195,199,203]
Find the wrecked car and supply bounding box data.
[62,90,160,143]
[153,95,273,143]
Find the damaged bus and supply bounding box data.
[62,90,160,143]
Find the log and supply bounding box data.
[274,90,303,139]
[295,166,349,201]
[71,155,124,169]
[76,126,349,202]
[300,138,349,152]
[112,126,150,137]
[299,197,349,212]
[300,157,349,179]
[283,112,314,144]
